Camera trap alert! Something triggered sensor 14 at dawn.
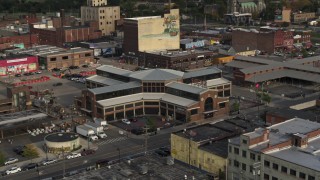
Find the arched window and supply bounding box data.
[204,97,214,111]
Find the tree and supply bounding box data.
[261,93,271,104]
[22,144,39,158]
[231,102,240,113]
[146,117,156,132]
[0,151,5,165]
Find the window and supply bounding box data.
[250,153,255,160]
[249,165,253,173]
[144,101,159,106]
[264,173,269,180]
[264,160,270,167]
[125,104,133,108]
[219,102,226,108]
[229,146,232,153]
[290,169,296,176]
[105,108,113,112]
[308,175,315,180]
[62,56,68,60]
[50,57,57,61]
[299,172,306,179]
[234,147,239,155]
[242,163,246,171]
[258,155,261,161]
[97,108,102,114]
[218,91,224,97]
[234,160,239,168]
[135,102,143,107]
[242,150,247,158]
[272,177,278,180]
[272,163,278,170]
[242,139,247,144]
[115,105,124,111]
[228,159,232,166]
[85,53,91,57]
[281,166,287,173]
[191,109,198,115]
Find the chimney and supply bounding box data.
[263,129,270,141]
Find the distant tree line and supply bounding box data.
[0,0,86,13]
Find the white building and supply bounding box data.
[81,0,120,36]
[228,118,320,180]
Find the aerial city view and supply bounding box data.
[0,0,320,179]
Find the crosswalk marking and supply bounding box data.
[96,136,128,145]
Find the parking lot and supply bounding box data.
[64,154,209,180]
[111,116,175,135]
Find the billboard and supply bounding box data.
[138,9,180,52]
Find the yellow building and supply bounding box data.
[123,9,180,54]
[81,0,120,36]
[213,55,234,64]
[170,119,255,178]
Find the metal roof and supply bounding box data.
[225,60,261,69]
[246,70,320,83]
[240,64,281,74]
[183,67,221,79]
[129,69,184,81]
[89,81,141,95]
[96,65,132,76]
[166,82,207,94]
[207,78,231,87]
[86,75,124,86]
[97,93,197,107]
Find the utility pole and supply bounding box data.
[143,126,149,155]
[62,146,65,178]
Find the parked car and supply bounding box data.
[82,64,89,68]
[131,128,144,135]
[52,68,61,72]
[69,66,79,69]
[22,163,38,171]
[81,149,96,156]
[5,166,21,175]
[159,146,171,155]
[53,82,63,86]
[29,72,34,75]
[42,159,57,166]
[23,72,30,76]
[155,149,169,157]
[35,70,42,74]
[66,152,81,159]
[13,146,25,155]
[129,118,137,122]
[15,74,22,77]
[4,158,18,165]
[122,119,130,125]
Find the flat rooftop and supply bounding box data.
[125,16,161,21]
[146,49,213,58]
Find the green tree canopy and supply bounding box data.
[22,144,39,158]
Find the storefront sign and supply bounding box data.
[7,58,28,63]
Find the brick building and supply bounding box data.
[140,50,218,71]
[0,33,39,50]
[30,21,101,47]
[0,86,31,114]
[76,65,230,121]
[38,48,94,70]
[228,118,320,180]
[232,28,294,54]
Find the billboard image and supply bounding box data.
[138,9,180,52]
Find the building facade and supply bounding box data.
[227,0,266,14]
[38,48,94,70]
[292,12,316,24]
[76,65,230,121]
[141,50,218,71]
[171,118,259,177]
[81,0,120,36]
[228,118,320,180]
[0,55,38,76]
[30,22,101,47]
[123,9,180,54]
[0,34,39,50]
